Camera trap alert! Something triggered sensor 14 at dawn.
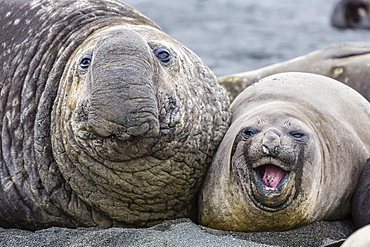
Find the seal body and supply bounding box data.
[199,72,370,232]
[351,158,370,228]
[331,0,370,29]
[0,0,230,229]
[218,42,370,102]
[341,225,370,247]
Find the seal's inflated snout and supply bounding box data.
[87,29,160,140]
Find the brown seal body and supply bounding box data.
[218,42,370,102]
[0,0,230,229]
[199,72,370,232]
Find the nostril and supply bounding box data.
[262,129,281,156]
[262,144,279,156]
[262,145,270,155]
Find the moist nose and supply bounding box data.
[262,128,281,156]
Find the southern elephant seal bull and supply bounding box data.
[331,0,370,29]
[218,42,370,102]
[199,72,370,232]
[0,0,231,230]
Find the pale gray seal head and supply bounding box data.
[199,72,370,232]
[0,0,230,229]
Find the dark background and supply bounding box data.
[123,0,370,77]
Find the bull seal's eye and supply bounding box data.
[289,131,305,139]
[154,47,172,65]
[79,54,92,71]
[242,127,259,138]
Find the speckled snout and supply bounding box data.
[87,29,160,140]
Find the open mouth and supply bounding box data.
[257,164,287,191]
[248,162,295,211]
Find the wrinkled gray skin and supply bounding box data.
[352,158,370,228]
[0,0,230,230]
[331,0,370,29]
[218,42,370,102]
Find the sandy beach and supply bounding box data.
[0,218,355,246]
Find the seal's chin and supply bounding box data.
[249,161,296,211]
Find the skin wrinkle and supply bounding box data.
[3,44,38,218]
[32,10,115,222]
[20,40,51,212]
[66,92,197,214]
[88,40,159,137]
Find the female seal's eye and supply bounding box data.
[290,131,305,139]
[154,47,172,65]
[242,127,259,138]
[79,54,92,71]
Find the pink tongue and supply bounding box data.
[262,165,285,190]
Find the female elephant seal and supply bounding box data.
[199,72,370,232]
[0,0,230,229]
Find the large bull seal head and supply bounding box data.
[50,25,230,227]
